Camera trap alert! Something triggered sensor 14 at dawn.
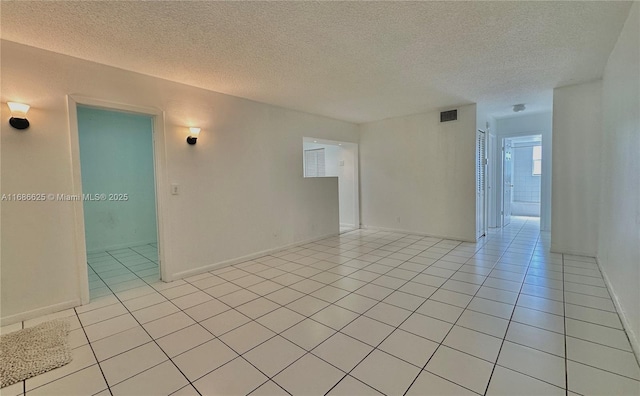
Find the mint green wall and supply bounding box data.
[78,106,157,252]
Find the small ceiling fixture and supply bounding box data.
[187,127,200,145]
[7,102,30,130]
[513,104,526,113]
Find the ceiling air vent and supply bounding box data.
[440,109,458,123]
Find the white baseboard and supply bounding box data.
[87,240,157,254]
[596,257,640,364]
[550,244,596,257]
[170,232,340,280]
[360,225,476,243]
[0,299,81,327]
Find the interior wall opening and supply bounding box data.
[303,138,359,233]
[77,106,160,300]
[501,134,543,226]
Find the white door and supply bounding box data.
[502,139,513,226]
[477,131,487,238]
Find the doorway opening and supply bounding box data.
[501,135,542,226]
[77,105,161,301]
[303,138,359,233]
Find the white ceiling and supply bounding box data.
[0,1,632,123]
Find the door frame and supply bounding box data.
[67,95,170,304]
[502,138,513,227]
[495,131,547,229]
[487,133,497,228]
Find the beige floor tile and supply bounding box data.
[274,353,344,396]
[244,335,306,377]
[27,365,107,396]
[193,357,268,396]
[110,361,188,396]
[91,326,151,361]
[443,325,502,362]
[156,324,214,357]
[99,342,167,386]
[425,346,494,394]
[497,341,565,388]
[327,376,383,395]
[567,360,640,396]
[172,339,238,381]
[312,332,373,372]
[486,366,565,396]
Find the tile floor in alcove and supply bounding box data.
[87,243,160,300]
[2,217,639,396]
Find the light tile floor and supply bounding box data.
[87,243,160,300]
[2,217,639,395]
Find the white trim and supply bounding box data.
[596,257,640,364]
[0,300,81,327]
[171,232,340,280]
[66,95,171,298]
[65,99,90,305]
[549,245,596,257]
[360,225,476,243]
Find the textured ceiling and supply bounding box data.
[0,1,632,123]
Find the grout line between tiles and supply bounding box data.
[87,248,203,396]
[62,222,631,396]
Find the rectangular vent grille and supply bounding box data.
[440,109,458,122]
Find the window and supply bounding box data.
[304,148,325,177]
[532,146,542,175]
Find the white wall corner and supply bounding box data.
[597,257,640,364]
[549,244,596,258]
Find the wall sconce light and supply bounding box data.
[7,102,30,130]
[187,127,200,145]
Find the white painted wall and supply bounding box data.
[0,41,357,325]
[598,2,640,357]
[495,112,552,230]
[325,146,341,178]
[359,104,477,242]
[551,81,602,256]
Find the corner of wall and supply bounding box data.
[597,256,640,362]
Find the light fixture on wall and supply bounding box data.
[187,127,200,145]
[512,104,526,113]
[7,102,30,130]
